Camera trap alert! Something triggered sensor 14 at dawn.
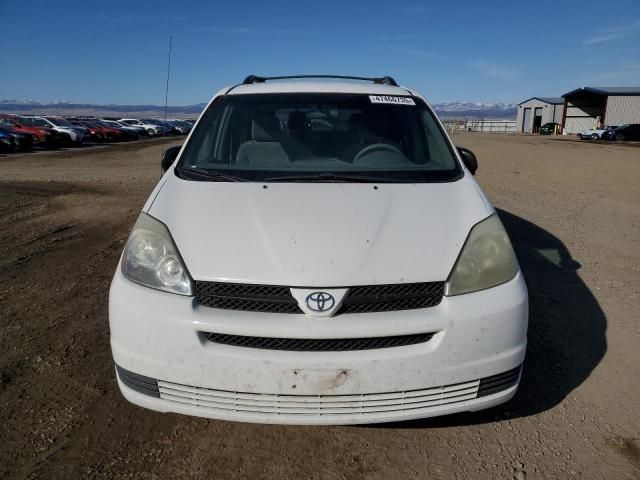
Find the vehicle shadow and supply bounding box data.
[379,208,607,428]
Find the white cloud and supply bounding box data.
[584,19,640,45]
[469,59,518,80]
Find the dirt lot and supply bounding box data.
[1,134,639,479]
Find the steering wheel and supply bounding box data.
[353,143,403,163]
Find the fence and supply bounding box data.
[464,120,517,133]
[441,121,466,135]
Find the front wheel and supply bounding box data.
[147,129,155,136]
[615,134,625,142]
[591,133,599,140]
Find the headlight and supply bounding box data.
[121,213,193,295]
[445,214,518,296]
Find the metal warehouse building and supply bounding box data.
[516,97,564,133]
[561,87,640,134]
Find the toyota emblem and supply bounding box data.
[305,291,335,312]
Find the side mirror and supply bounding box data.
[457,146,478,175]
[161,145,181,173]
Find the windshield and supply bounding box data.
[0,118,18,128]
[177,93,461,182]
[46,117,73,127]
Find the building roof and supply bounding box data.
[562,86,640,97]
[518,96,564,105]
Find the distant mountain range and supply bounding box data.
[0,99,517,119]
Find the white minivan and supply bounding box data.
[109,75,528,425]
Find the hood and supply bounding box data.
[147,176,492,286]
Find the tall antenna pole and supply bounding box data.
[164,35,172,120]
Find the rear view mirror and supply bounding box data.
[161,145,181,173]
[457,146,478,175]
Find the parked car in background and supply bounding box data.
[67,117,107,143]
[141,119,175,135]
[101,119,148,137]
[602,124,640,142]
[577,125,617,140]
[166,120,192,134]
[93,120,138,141]
[89,120,128,142]
[0,114,67,148]
[119,119,164,136]
[0,127,34,151]
[539,122,561,135]
[0,129,16,152]
[19,116,86,145]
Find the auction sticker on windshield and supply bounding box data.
[369,95,416,105]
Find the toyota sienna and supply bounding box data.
[109,74,528,425]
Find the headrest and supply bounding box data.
[287,111,307,133]
[252,115,281,142]
[348,113,365,131]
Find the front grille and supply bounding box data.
[339,282,444,313]
[205,332,434,351]
[195,281,445,314]
[196,281,300,313]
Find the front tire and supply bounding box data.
[591,133,599,140]
[147,129,155,137]
[615,134,625,142]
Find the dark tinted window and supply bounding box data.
[177,93,461,182]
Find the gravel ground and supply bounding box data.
[0,134,639,479]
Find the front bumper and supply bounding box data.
[110,270,528,425]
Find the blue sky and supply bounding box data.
[1,0,639,105]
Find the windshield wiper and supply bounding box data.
[263,173,401,183]
[176,167,248,182]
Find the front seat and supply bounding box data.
[236,115,290,167]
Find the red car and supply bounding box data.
[70,120,127,143]
[0,114,67,148]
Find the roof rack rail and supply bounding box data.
[242,74,399,87]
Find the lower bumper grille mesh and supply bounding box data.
[116,364,522,419]
[477,366,521,397]
[116,365,160,398]
[157,379,481,417]
[205,332,434,351]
